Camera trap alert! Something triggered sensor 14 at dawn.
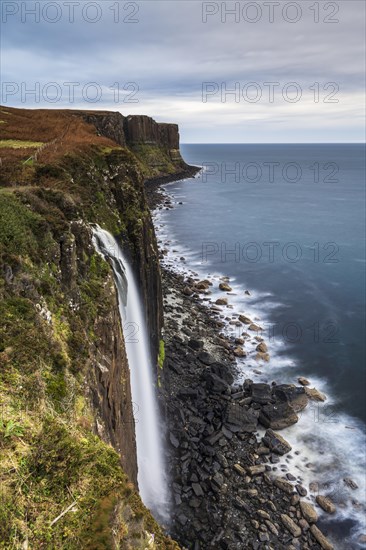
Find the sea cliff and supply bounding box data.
[0,106,194,548]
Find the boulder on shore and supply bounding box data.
[262,428,292,455]
[210,362,234,385]
[300,501,318,523]
[275,478,295,495]
[183,286,194,296]
[188,339,203,351]
[259,402,299,430]
[196,279,212,290]
[256,341,268,353]
[305,387,327,402]
[233,346,246,358]
[281,514,301,537]
[343,477,358,490]
[247,464,266,475]
[310,525,334,550]
[250,383,272,405]
[219,282,232,292]
[273,384,309,412]
[249,323,262,332]
[198,351,214,365]
[202,370,229,394]
[239,314,252,324]
[316,495,336,514]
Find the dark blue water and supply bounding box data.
[156,144,366,547]
[172,144,366,422]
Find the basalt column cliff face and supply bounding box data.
[0,106,192,548]
[124,115,182,162]
[80,111,183,165]
[76,110,191,360]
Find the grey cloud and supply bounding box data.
[1,0,364,142]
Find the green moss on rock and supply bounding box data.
[158,339,165,370]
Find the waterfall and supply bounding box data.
[92,225,168,521]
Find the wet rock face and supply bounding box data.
[63,224,138,484]
[90,281,138,484]
[79,113,190,365]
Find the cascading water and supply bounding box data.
[92,225,168,521]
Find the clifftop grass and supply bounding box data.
[0,139,44,149]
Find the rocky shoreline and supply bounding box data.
[149,181,338,550]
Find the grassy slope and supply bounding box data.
[0,108,179,549]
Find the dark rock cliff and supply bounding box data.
[77,110,182,161]
[90,276,138,483]
[123,115,180,158]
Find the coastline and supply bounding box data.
[149,179,341,550]
[144,165,201,210]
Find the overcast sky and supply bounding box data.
[1,0,365,142]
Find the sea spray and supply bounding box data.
[92,225,169,521]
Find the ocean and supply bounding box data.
[154,144,366,548]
